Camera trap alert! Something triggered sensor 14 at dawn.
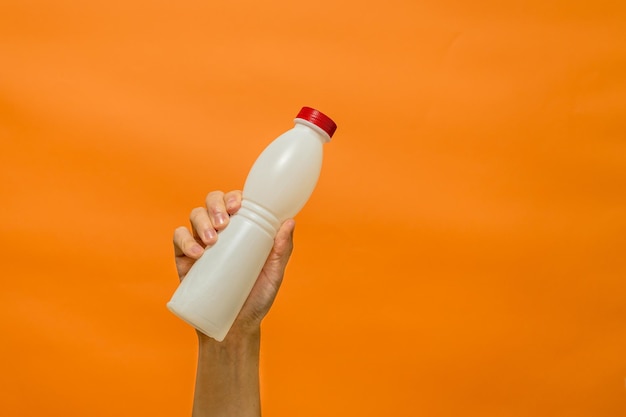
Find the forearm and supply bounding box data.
[192,328,262,417]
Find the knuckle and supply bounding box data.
[207,190,224,197]
[173,226,187,238]
[206,192,226,214]
[206,190,224,202]
[225,189,242,199]
[173,226,188,247]
[208,201,224,215]
[189,206,205,221]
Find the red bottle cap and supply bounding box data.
[295,107,337,138]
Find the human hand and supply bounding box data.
[173,190,296,337]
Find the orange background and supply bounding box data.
[2,1,625,416]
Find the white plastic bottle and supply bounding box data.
[167,107,337,341]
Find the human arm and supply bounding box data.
[173,190,295,417]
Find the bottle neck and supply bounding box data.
[293,118,331,143]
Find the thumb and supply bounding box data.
[267,219,295,268]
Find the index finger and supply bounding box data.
[173,226,204,259]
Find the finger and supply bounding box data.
[272,219,296,262]
[223,190,243,215]
[173,226,205,259]
[205,190,230,231]
[189,206,217,246]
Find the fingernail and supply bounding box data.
[190,244,204,256]
[226,198,237,211]
[204,228,216,242]
[215,212,227,226]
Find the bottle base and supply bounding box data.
[166,301,227,342]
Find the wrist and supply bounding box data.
[196,325,261,349]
